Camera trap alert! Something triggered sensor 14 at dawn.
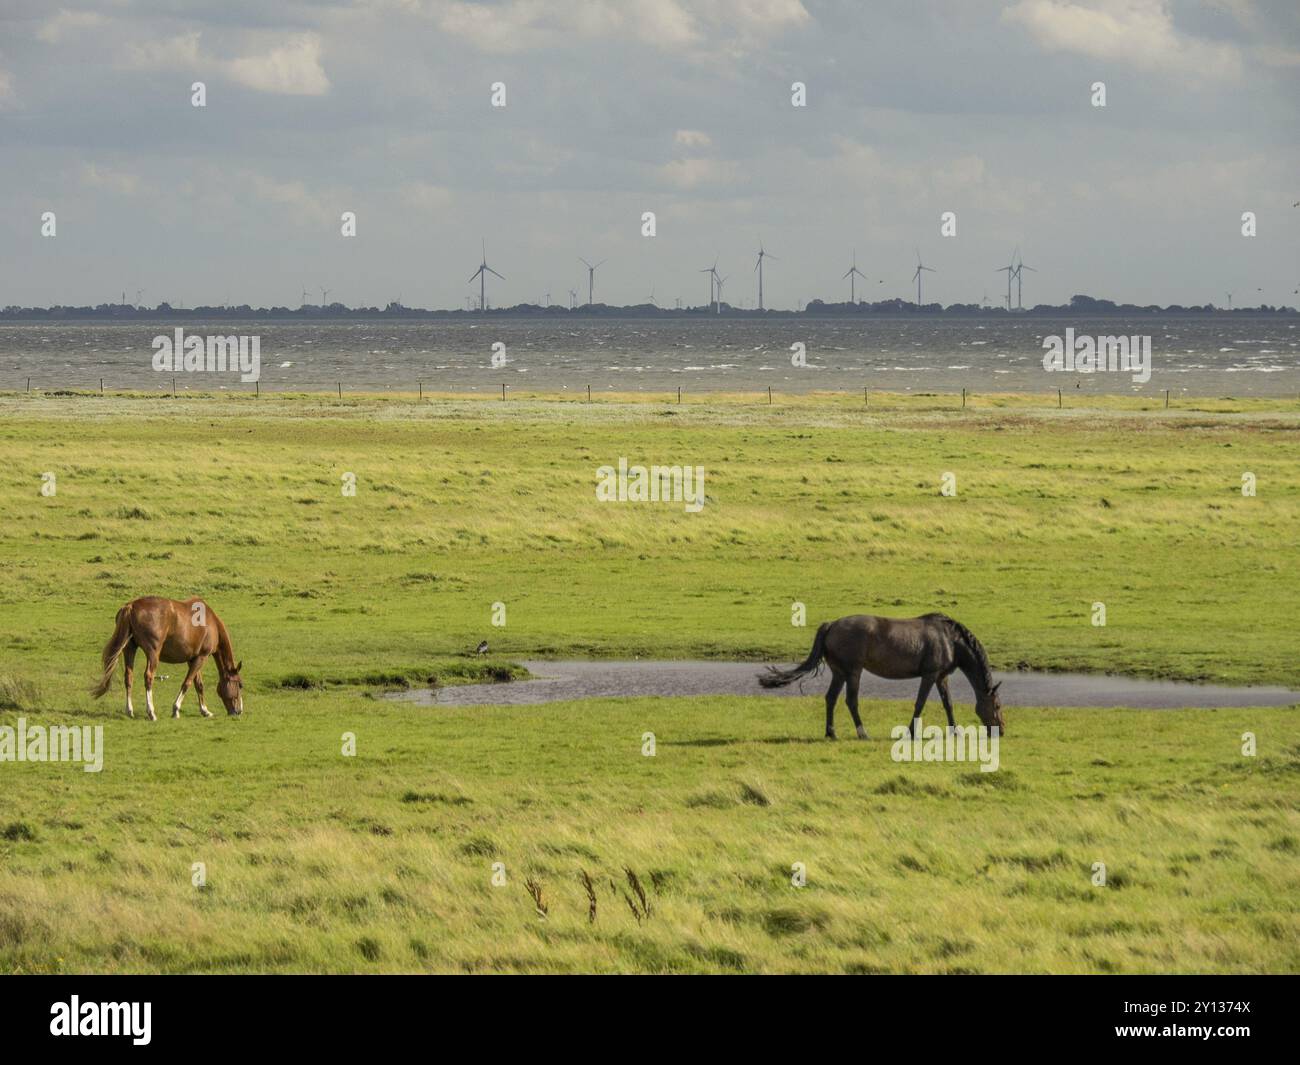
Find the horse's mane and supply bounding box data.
[928,614,994,692]
[213,612,236,671]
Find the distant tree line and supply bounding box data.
[1,294,1293,319]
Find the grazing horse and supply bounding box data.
[759,613,1004,740]
[91,597,244,720]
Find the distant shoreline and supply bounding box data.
[2,304,1296,322]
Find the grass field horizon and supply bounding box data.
[1,391,1296,973]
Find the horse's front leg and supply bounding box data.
[909,677,934,738]
[937,675,957,731]
[143,651,160,722]
[193,663,212,718]
[173,656,204,718]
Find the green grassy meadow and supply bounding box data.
[0,390,1297,972]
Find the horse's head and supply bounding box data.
[976,681,1004,735]
[218,660,244,716]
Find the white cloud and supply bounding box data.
[1002,0,1242,78]
[121,31,328,96]
[421,0,806,54]
[80,163,143,196]
[656,156,738,189]
[1255,45,1300,68]
[226,34,329,96]
[123,32,204,70]
[37,9,109,44]
[400,182,455,212]
[242,171,334,224]
[674,129,713,149]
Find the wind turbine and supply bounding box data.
[1014,253,1036,310]
[300,286,310,307]
[700,259,720,311]
[912,250,935,307]
[843,251,866,304]
[995,248,1019,311]
[320,287,329,307]
[579,257,605,306]
[469,240,504,313]
[569,288,578,310]
[754,240,776,311]
[715,274,728,312]
[647,284,657,307]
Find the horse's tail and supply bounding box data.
[90,605,132,698]
[759,622,830,688]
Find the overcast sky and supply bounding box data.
[1,0,1297,310]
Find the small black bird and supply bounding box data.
[475,640,489,655]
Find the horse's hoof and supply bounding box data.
[856,728,869,740]
[825,732,837,741]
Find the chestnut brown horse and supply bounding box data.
[91,597,244,720]
[759,613,1004,740]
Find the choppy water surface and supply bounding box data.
[2,316,1296,395]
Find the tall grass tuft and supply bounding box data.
[525,877,547,918]
[0,675,41,712]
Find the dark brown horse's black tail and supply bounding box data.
[759,622,830,688]
[91,605,132,698]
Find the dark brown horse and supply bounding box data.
[760,613,1004,740]
[91,597,244,720]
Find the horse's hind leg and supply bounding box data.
[173,656,204,718]
[845,670,868,740]
[908,677,934,738]
[824,674,845,740]
[123,640,137,718]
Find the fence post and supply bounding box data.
[1165,389,1170,409]
[767,386,772,405]
[1058,388,1062,409]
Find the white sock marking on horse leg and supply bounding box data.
[199,699,212,718]
[172,689,184,718]
[146,688,157,721]
[125,695,134,718]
